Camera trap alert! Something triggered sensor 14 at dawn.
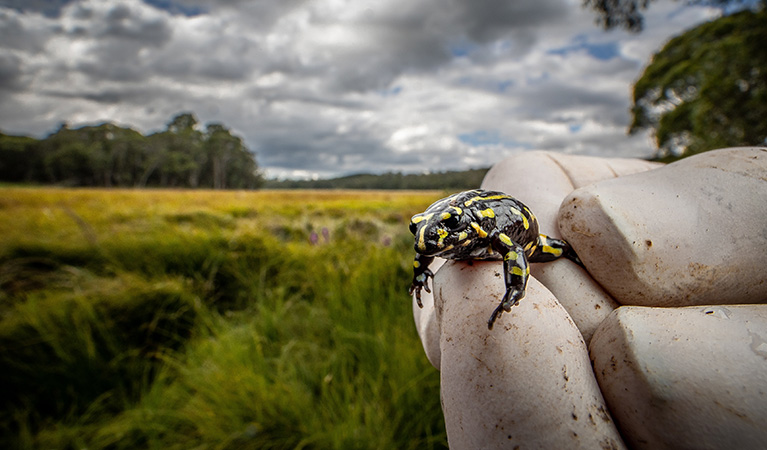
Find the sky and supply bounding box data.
[0,0,722,179]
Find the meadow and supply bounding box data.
[0,188,447,449]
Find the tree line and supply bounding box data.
[264,168,489,190]
[0,113,264,189]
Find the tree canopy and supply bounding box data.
[629,9,767,160]
[0,113,264,189]
[583,0,763,32]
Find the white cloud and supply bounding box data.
[0,0,723,178]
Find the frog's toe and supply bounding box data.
[409,283,425,308]
[487,303,506,329]
[507,298,521,311]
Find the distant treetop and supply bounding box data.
[583,0,764,32]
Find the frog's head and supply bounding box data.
[409,204,471,257]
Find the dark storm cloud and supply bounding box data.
[170,0,296,9]
[100,3,172,44]
[260,139,383,174]
[256,127,388,175]
[0,0,74,16]
[64,2,173,83]
[76,43,152,83]
[287,0,572,93]
[43,84,172,104]
[451,0,569,42]
[259,132,425,177]
[2,0,572,97]
[325,30,450,93]
[0,9,50,51]
[513,83,630,124]
[242,93,408,176]
[248,86,365,110]
[150,34,263,82]
[64,2,172,46]
[0,51,23,90]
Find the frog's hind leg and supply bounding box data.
[528,234,584,269]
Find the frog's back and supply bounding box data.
[456,190,540,249]
[490,196,540,249]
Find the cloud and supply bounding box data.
[0,51,24,91]
[0,0,722,178]
[0,0,75,16]
[450,0,570,43]
[0,9,52,52]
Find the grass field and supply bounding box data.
[0,188,448,449]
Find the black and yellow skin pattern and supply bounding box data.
[408,189,583,329]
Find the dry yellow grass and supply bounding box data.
[0,188,441,256]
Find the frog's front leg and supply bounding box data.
[409,253,435,308]
[488,233,530,329]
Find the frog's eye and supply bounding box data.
[409,222,418,235]
[442,213,461,229]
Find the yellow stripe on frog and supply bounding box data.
[479,208,495,218]
[470,222,488,238]
[509,207,529,229]
[542,245,563,256]
[411,212,433,224]
[463,194,510,207]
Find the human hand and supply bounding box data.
[412,148,767,449]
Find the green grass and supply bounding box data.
[0,188,447,449]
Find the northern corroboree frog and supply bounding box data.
[408,189,583,329]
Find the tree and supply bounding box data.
[583,0,762,32]
[583,0,652,32]
[629,9,767,160]
[78,123,146,187]
[166,112,198,134]
[0,133,41,183]
[203,123,264,189]
[39,122,146,187]
[142,113,205,187]
[43,142,99,186]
